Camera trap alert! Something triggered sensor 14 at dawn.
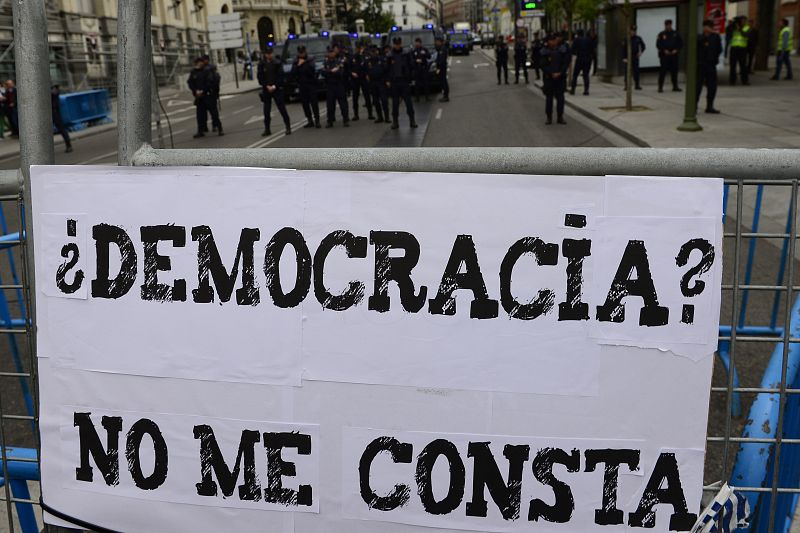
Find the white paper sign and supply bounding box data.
[32,166,723,532]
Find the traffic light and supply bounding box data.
[521,0,540,9]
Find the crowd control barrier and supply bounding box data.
[57,89,112,132]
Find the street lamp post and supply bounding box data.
[677,0,702,131]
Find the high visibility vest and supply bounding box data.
[730,28,747,48]
[777,26,794,52]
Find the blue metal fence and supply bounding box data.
[57,89,113,132]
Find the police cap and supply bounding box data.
[392,37,402,44]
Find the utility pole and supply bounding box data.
[677,0,701,131]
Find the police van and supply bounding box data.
[448,30,471,55]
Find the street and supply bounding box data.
[0,51,626,171]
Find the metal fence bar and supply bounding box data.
[117,0,152,165]
[131,146,800,179]
[767,180,798,531]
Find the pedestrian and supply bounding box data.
[771,18,793,80]
[322,45,350,128]
[530,31,543,80]
[697,19,722,114]
[541,33,568,125]
[366,45,390,123]
[514,34,529,84]
[495,36,509,85]
[291,45,321,128]
[589,28,599,75]
[3,80,18,137]
[656,19,682,92]
[570,29,594,95]
[50,85,72,153]
[351,42,374,120]
[386,36,417,129]
[746,19,759,73]
[201,54,222,133]
[724,18,734,60]
[622,26,645,90]
[257,47,292,136]
[728,16,750,85]
[411,38,431,102]
[434,35,450,102]
[188,57,210,137]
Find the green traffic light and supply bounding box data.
[523,2,537,8]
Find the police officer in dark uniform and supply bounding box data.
[350,42,374,121]
[495,36,509,84]
[622,26,645,90]
[189,56,223,137]
[188,57,209,137]
[656,19,682,92]
[570,29,594,95]
[541,33,568,125]
[386,36,417,129]
[291,45,321,128]
[257,47,292,136]
[411,38,431,101]
[697,19,722,114]
[366,45,390,123]
[322,45,350,127]
[530,31,543,80]
[513,34,529,84]
[434,35,449,102]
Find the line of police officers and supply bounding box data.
[190,35,451,137]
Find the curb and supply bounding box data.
[0,121,120,163]
[531,81,650,148]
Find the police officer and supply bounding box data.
[513,34,529,84]
[656,19,682,92]
[188,57,209,137]
[201,54,222,133]
[622,25,645,90]
[351,42,374,121]
[257,47,291,136]
[411,38,431,101]
[366,45,390,123]
[530,31,543,80]
[541,33,568,125]
[728,16,749,85]
[189,56,223,137]
[386,36,417,129]
[697,19,722,114]
[434,36,450,102]
[322,45,350,127]
[771,18,793,80]
[570,29,594,95]
[291,45,321,128]
[495,36,509,84]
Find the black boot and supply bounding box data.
[391,121,399,129]
[315,118,321,128]
[353,114,360,121]
[262,129,271,136]
[285,123,292,135]
[304,119,315,128]
[410,120,418,128]
[217,126,224,136]
[65,143,73,153]
[557,115,566,125]
[375,116,384,123]
[439,96,449,102]
[545,116,552,125]
[193,132,205,138]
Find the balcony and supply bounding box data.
[231,0,306,13]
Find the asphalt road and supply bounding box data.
[0,51,625,171]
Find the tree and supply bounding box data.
[358,0,395,33]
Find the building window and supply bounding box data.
[76,0,96,15]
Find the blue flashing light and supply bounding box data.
[424,23,433,29]
[321,30,329,36]
[391,26,398,31]
[268,41,274,47]
[351,32,358,37]
[376,33,381,37]
[448,30,454,34]
[462,29,469,33]
[288,34,296,39]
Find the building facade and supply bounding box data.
[226,0,307,51]
[384,0,435,28]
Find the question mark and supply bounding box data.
[675,238,715,324]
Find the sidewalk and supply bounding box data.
[539,67,800,148]
[0,77,259,162]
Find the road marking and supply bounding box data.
[232,104,255,115]
[166,99,190,107]
[473,63,490,68]
[435,108,442,120]
[76,150,118,165]
[249,111,328,149]
[456,60,462,64]
[244,115,262,125]
[219,95,236,100]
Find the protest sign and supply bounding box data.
[33,166,722,532]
